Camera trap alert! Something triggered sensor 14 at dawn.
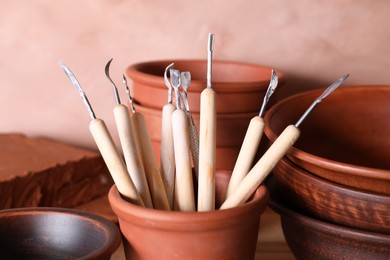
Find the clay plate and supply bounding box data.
[0,207,121,259]
[264,85,390,195]
[273,157,390,234]
[268,186,390,259]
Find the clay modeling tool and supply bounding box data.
[198,33,217,211]
[105,59,153,208]
[226,70,279,198]
[160,63,176,209]
[60,62,144,207]
[180,71,200,179]
[170,68,195,212]
[123,75,170,210]
[221,74,349,209]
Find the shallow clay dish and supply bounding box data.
[264,85,390,195]
[0,207,121,259]
[134,102,258,170]
[273,157,390,234]
[268,188,390,259]
[126,59,286,113]
[109,171,269,260]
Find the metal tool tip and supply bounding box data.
[208,33,214,51]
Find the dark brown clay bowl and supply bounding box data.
[134,102,258,170]
[273,157,390,234]
[268,188,390,259]
[0,207,121,259]
[126,59,286,114]
[264,85,390,195]
[109,171,269,260]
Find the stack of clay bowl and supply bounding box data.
[263,85,390,258]
[126,60,286,170]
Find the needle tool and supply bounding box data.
[198,33,217,211]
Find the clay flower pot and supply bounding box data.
[126,59,286,114]
[134,103,258,170]
[269,187,390,259]
[0,207,121,259]
[108,171,269,260]
[264,85,390,195]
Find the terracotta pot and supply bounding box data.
[126,59,286,114]
[0,207,121,259]
[269,188,390,259]
[273,157,390,234]
[108,171,269,260]
[134,103,259,170]
[264,85,390,195]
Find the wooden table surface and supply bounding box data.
[109,207,295,259]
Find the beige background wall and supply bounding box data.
[1,0,389,149]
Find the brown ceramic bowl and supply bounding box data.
[109,170,269,260]
[0,207,121,259]
[272,157,390,234]
[135,102,258,170]
[268,188,390,259]
[126,59,286,114]
[264,85,390,195]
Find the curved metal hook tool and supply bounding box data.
[164,63,175,104]
[105,58,121,105]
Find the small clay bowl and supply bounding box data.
[273,157,390,234]
[108,170,269,260]
[264,85,390,195]
[268,188,390,259]
[0,207,121,259]
[134,102,258,170]
[126,59,286,114]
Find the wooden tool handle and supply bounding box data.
[89,118,144,207]
[131,112,170,210]
[113,104,153,208]
[226,116,264,198]
[221,125,300,209]
[160,103,176,209]
[198,88,217,211]
[172,109,195,212]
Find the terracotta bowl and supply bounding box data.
[268,188,390,259]
[135,102,258,170]
[126,59,286,114]
[0,207,121,259]
[109,170,269,260]
[272,157,390,234]
[264,85,390,195]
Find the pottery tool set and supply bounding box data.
[61,33,349,213]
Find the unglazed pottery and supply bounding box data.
[273,157,390,234]
[264,85,390,195]
[126,59,286,114]
[108,171,269,260]
[0,207,121,259]
[269,188,390,259]
[134,102,259,170]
